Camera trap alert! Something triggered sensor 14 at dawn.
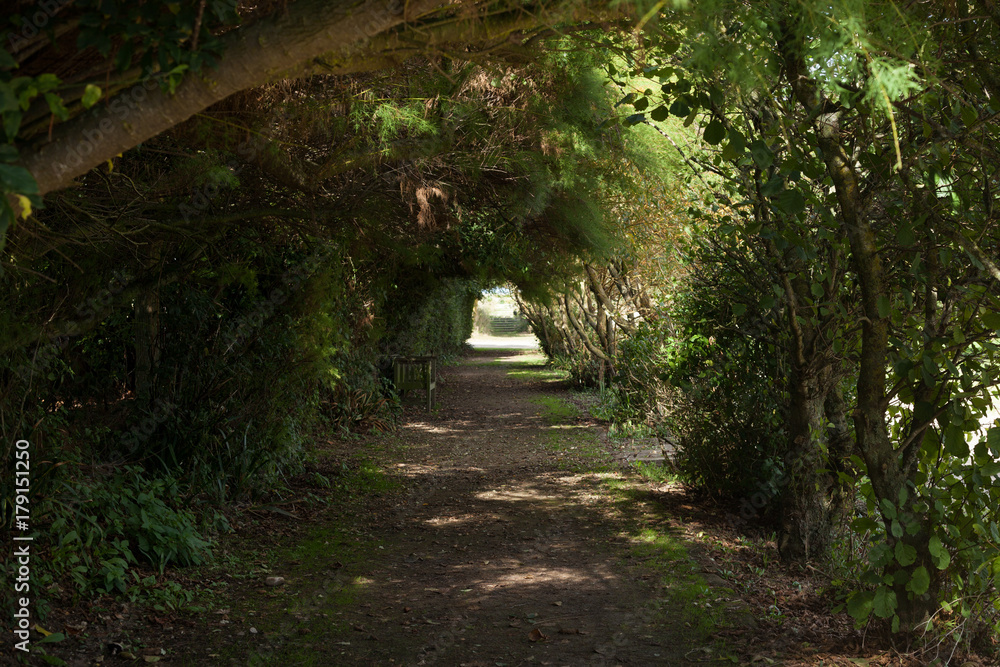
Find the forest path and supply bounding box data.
[208,349,741,666]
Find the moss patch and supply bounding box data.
[507,366,569,382]
[200,457,398,665]
[530,395,580,424]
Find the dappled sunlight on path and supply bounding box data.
[308,348,732,666]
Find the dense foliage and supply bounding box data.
[513,0,1000,652]
[0,17,643,615]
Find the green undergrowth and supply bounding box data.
[484,352,547,367]
[631,460,682,484]
[502,354,569,382]
[197,455,400,665]
[508,366,569,381]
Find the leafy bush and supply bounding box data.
[0,462,216,619]
[324,383,399,434]
[101,468,213,571]
[605,237,789,502]
[607,317,676,423]
[552,349,602,389]
[838,432,1000,648]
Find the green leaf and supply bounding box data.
[907,566,930,595]
[897,225,915,246]
[749,140,773,170]
[894,542,917,567]
[34,73,59,93]
[703,119,726,145]
[0,163,39,194]
[943,424,968,457]
[961,105,979,128]
[81,84,102,109]
[877,295,891,319]
[721,129,746,161]
[852,517,879,533]
[777,189,805,216]
[650,105,669,122]
[0,82,17,113]
[880,498,897,520]
[872,587,898,618]
[846,590,874,621]
[669,98,690,118]
[732,303,747,316]
[44,92,69,121]
[988,427,1000,453]
[633,96,649,112]
[928,535,951,570]
[37,632,67,645]
[760,175,784,197]
[982,311,1000,331]
[979,461,1000,476]
[3,109,22,141]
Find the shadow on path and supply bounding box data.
[223,349,736,666]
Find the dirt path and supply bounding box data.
[202,350,742,666]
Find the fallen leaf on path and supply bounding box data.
[528,628,547,642]
[64,622,87,635]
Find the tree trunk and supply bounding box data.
[20,0,621,197]
[778,364,834,560]
[781,24,922,619]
